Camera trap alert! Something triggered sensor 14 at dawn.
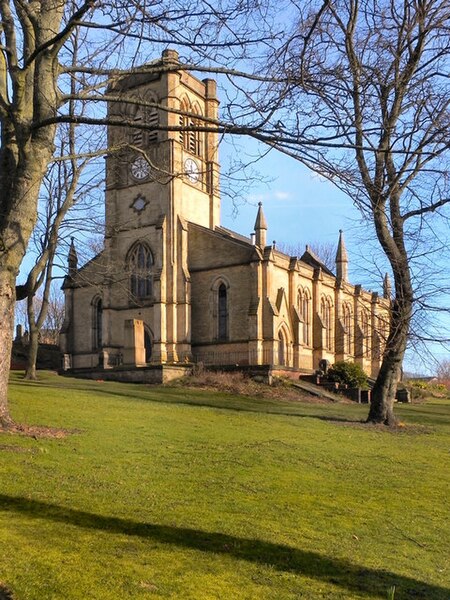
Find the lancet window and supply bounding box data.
[218,283,228,340]
[320,295,333,351]
[92,297,103,350]
[343,302,353,355]
[360,309,370,357]
[298,287,311,346]
[179,98,202,156]
[127,92,159,147]
[128,242,154,300]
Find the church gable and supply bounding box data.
[300,246,335,277]
[188,222,255,270]
[65,251,108,289]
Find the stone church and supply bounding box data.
[60,50,390,382]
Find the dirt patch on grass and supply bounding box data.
[177,370,337,404]
[1,423,80,439]
[329,419,433,434]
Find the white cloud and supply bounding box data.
[273,191,291,201]
[246,190,292,203]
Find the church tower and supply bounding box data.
[100,49,220,364]
[105,49,220,235]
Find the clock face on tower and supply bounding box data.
[130,156,150,181]
[184,157,200,183]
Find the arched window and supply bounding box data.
[128,243,154,300]
[179,98,202,156]
[321,295,333,350]
[278,330,286,365]
[92,297,103,350]
[128,92,159,147]
[343,302,353,354]
[218,283,228,340]
[145,93,159,144]
[361,309,370,357]
[298,287,311,346]
[378,315,389,354]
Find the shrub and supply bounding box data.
[327,361,368,389]
[409,379,449,399]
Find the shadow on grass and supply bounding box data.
[12,378,359,421]
[0,493,447,599]
[0,585,13,600]
[17,375,447,428]
[29,380,362,420]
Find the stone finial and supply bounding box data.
[68,237,78,277]
[254,202,267,248]
[335,229,348,281]
[383,272,392,299]
[203,78,217,99]
[162,49,179,63]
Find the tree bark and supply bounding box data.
[0,270,16,428]
[24,327,39,381]
[368,274,413,425]
[368,336,406,426]
[0,153,56,426]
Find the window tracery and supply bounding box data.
[297,287,311,346]
[320,295,333,350]
[343,302,353,354]
[128,242,154,299]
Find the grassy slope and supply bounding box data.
[0,372,449,600]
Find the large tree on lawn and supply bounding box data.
[255,0,450,424]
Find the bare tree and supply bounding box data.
[436,359,450,382]
[18,115,102,380]
[277,241,336,271]
[16,284,65,344]
[249,0,450,424]
[41,287,65,344]
[0,0,276,428]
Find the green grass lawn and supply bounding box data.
[1,372,449,599]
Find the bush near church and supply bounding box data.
[327,361,369,389]
[408,379,449,400]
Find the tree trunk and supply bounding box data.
[368,293,411,426]
[0,152,56,427]
[24,327,39,380]
[24,281,40,381]
[0,270,16,428]
[368,349,404,426]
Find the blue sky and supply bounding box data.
[219,138,382,290]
